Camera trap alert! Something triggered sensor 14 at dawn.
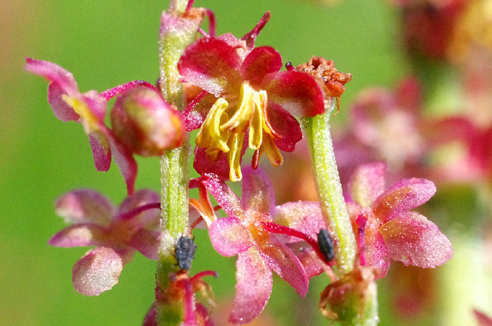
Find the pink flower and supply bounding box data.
[26,58,183,194]
[195,168,326,324]
[346,162,453,279]
[178,13,325,181]
[49,189,161,295]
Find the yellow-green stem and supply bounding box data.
[301,99,356,275]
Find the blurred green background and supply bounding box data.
[1,0,409,325]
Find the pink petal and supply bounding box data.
[83,90,107,123]
[240,46,282,87]
[261,71,325,118]
[266,103,302,152]
[201,175,244,219]
[25,58,79,96]
[89,131,112,172]
[373,178,436,222]
[129,229,160,260]
[295,246,325,279]
[178,38,243,97]
[106,132,138,196]
[348,162,387,208]
[380,211,453,268]
[49,223,107,248]
[72,247,133,296]
[363,228,390,280]
[474,309,492,326]
[116,189,160,224]
[229,248,272,325]
[55,189,115,225]
[47,82,80,121]
[273,201,324,242]
[258,236,309,297]
[209,217,253,256]
[241,167,275,217]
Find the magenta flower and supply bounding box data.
[178,13,325,181]
[346,162,453,279]
[49,189,161,296]
[194,167,327,324]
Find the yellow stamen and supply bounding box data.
[260,133,283,167]
[221,82,256,133]
[62,94,99,133]
[227,132,245,181]
[196,98,230,152]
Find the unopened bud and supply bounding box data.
[111,86,184,156]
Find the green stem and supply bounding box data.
[155,1,202,325]
[301,100,356,275]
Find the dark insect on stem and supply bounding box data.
[175,236,196,270]
[317,228,335,262]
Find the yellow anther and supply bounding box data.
[221,82,256,133]
[196,98,230,152]
[62,94,99,133]
[227,132,245,182]
[261,133,283,167]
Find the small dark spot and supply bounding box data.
[317,228,335,262]
[175,236,196,270]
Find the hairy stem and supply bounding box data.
[156,1,203,325]
[301,100,356,275]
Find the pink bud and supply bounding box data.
[111,86,184,156]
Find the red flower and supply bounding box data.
[178,13,324,181]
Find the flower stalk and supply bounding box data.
[301,100,357,275]
[156,1,204,325]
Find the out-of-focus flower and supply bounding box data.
[474,309,492,326]
[346,162,453,279]
[333,78,426,184]
[49,189,161,296]
[178,13,325,181]
[144,270,217,326]
[111,86,184,156]
[193,168,326,324]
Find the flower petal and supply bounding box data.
[201,175,244,219]
[106,132,138,196]
[258,236,309,297]
[184,92,218,131]
[261,71,325,117]
[380,211,453,268]
[47,82,81,122]
[348,162,387,208]
[49,223,107,247]
[194,146,231,181]
[363,227,390,280]
[129,229,160,260]
[178,38,243,97]
[89,131,112,172]
[240,46,282,87]
[241,167,275,217]
[116,189,160,224]
[273,201,324,242]
[209,217,253,256]
[373,178,436,222]
[55,189,115,225]
[229,248,272,325]
[266,103,302,152]
[72,247,133,296]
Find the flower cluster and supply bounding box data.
[26,1,456,325]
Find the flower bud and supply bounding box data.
[111,86,184,156]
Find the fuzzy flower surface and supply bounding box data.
[49,189,161,296]
[346,162,453,279]
[178,13,325,181]
[196,168,325,324]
